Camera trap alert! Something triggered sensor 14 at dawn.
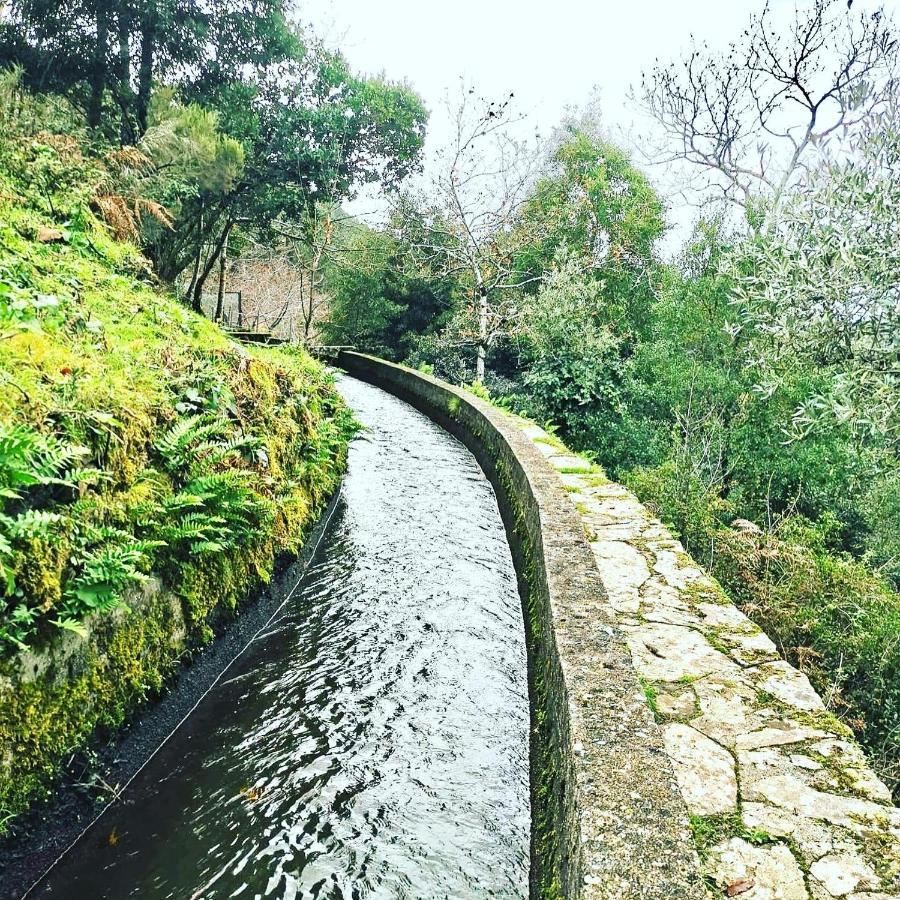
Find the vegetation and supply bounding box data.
[0,110,356,822]
[323,0,900,797]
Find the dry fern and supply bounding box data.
[102,146,155,176]
[94,193,174,241]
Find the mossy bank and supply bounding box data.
[0,133,354,832]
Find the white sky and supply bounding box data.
[300,0,898,244]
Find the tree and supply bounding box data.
[174,48,426,310]
[513,129,665,341]
[639,0,898,217]
[0,0,298,141]
[321,222,455,358]
[730,96,900,448]
[399,86,541,381]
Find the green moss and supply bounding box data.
[640,677,661,722]
[689,812,776,858]
[579,473,611,488]
[533,434,568,451]
[0,588,181,824]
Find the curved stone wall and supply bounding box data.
[339,352,900,900]
[338,352,707,899]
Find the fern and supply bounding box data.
[7,508,62,540]
[155,414,231,473]
[61,540,150,617]
[0,422,92,503]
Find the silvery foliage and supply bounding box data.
[731,99,900,446]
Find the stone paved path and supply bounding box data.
[516,418,900,900]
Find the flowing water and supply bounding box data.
[33,376,530,900]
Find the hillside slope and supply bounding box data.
[0,134,353,828]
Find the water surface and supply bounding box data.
[34,376,530,899]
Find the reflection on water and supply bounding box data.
[35,376,530,899]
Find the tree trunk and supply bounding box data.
[184,205,205,299]
[136,4,157,136]
[214,229,229,322]
[476,282,487,382]
[87,0,110,130]
[191,220,233,314]
[303,276,314,341]
[117,5,133,144]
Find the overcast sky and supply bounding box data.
[300,0,898,242]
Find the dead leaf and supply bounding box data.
[37,226,64,243]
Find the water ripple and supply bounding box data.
[36,377,529,899]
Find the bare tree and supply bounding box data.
[639,0,897,217]
[400,85,543,380]
[228,250,306,336]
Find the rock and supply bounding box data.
[790,754,823,771]
[755,661,826,712]
[625,622,742,682]
[642,602,702,628]
[653,549,706,590]
[663,723,737,815]
[741,802,838,861]
[691,680,766,747]
[591,539,650,613]
[520,424,548,441]
[707,837,807,900]
[698,603,752,628]
[812,740,869,767]
[810,853,879,897]
[739,765,900,833]
[656,690,697,719]
[736,723,828,751]
[731,629,779,654]
[809,740,895,803]
[843,767,894,804]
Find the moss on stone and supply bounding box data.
[0,587,182,824]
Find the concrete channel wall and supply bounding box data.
[338,351,707,899]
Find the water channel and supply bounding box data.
[33,376,530,899]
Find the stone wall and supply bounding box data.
[532,427,900,900]
[338,352,707,899]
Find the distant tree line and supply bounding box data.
[319,0,900,796]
